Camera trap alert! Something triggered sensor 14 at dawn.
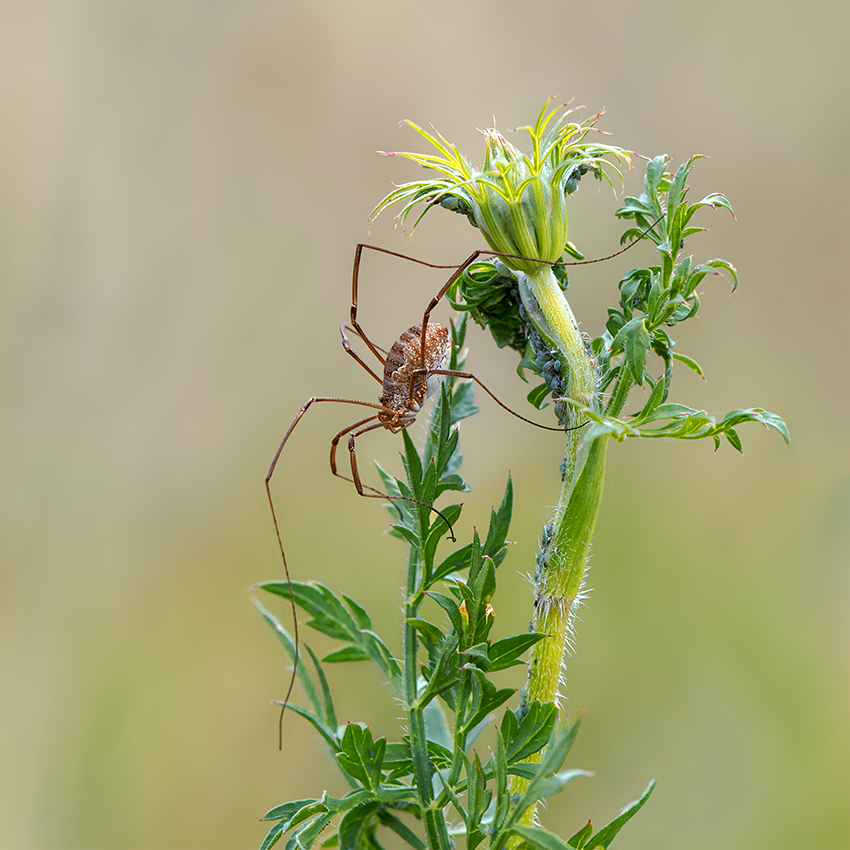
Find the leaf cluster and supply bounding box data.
[596,154,736,393]
[447,259,528,354]
[576,155,789,450]
[254,315,651,848]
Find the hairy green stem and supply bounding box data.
[508,266,607,828]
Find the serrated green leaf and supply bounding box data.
[377,811,427,849]
[339,596,370,632]
[586,780,656,848]
[289,812,335,850]
[623,318,651,385]
[510,715,584,815]
[461,642,491,671]
[461,669,515,735]
[405,617,445,648]
[259,820,286,850]
[567,820,593,849]
[644,155,667,201]
[528,767,592,801]
[466,750,491,832]
[487,632,545,672]
[390,523,421,549]
[693,192,735,217]
[301,643,336,731]
[527,382,551,410]
[427,590,465,637]
[419,633,461,706]
[437,473,467,493]
[501,701,559,765]
[401,430,424,499]
[505,824,574,849]
[636,375,665,420]
[725,426,743,453]
[322,646,371,664]
[432,542,473,583]
[482,476,513,566]
[491,722,509,834]
[335,723,386,790]
[337,801,382,850]
[262,798,320,823]
[671,351,705,379]
[259,581,402,686]
[517,352,542,383]
[450,378,480,424]
[252,598,323,720]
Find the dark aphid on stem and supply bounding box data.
[265,231,656,747]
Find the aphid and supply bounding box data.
[266,230,657,744]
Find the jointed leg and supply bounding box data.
[345,422,459,542]
[329,414,383,493]
[264,395,386,740]
[339,324,383,385]
[419,368,586,432]
[350,243,465,368]
[343,324,388,358]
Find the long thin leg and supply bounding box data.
[266,397,385,485]
[329,413,384,494]
[264,395,386,744]
[350,243,467,367]
[415,249,491,395]
[344,421,459,542]
[344,324,389,359]
[339,324,383,385]
[418,368,587,432]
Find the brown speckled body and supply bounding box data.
[378,324,450,432]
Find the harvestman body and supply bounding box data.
[265,233,655,741]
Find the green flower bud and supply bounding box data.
[372,99,630,274]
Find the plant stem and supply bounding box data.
[404,538,451,849]
[605,368,634,418]
[508,266,608,827]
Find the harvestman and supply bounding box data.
[266,233,654,741]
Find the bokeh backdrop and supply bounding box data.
[1,2,848,849]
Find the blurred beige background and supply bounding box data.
[1,2,848,848]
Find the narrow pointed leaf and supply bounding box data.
[586,780,656,848]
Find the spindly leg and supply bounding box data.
[264,395,386,740]
[339,324,383,385]
[350,243,464,367]
[266,396,385,487]
[329,413,383,494]
[420,368,586,432]
[343,324,388,359]
[345,422,459,543]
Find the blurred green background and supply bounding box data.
[1,2,848,848]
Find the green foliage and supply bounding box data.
[579,154,788,447]
[254,137,787,847]
[598,155,737,393]
[255,315,650,849]
[440,154,788,453]
[447,259,528,353]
